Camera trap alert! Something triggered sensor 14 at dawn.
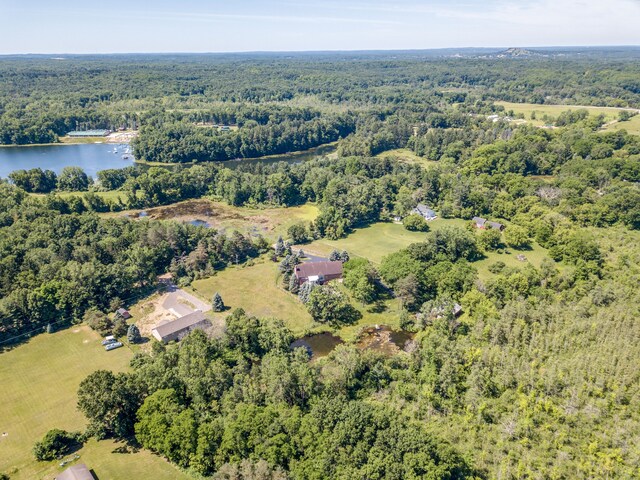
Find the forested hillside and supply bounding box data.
[1,50,640,479]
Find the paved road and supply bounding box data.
[162,285,211,317]
[293,248,328,263]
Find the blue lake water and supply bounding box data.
[0,142,337,179]
[0,143,134,179]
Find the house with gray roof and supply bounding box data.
[472,217,505,231]
[411,204,437,221]
[152,311,210,343]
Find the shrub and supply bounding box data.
[83,308,112,336]
[33,429,82,461]
[403,214,430,232]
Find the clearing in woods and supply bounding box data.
[118,199,319,241]
[496,101,640,134]
[0,325,190,480]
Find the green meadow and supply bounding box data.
[0,326,189,480]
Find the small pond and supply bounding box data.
[291,332,344,359]
[189,219,211,228]
[291,326,415,360]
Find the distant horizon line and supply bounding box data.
[2,44,640,57]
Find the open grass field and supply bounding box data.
[190,258,314,335]
[188,219,553,342]
[304,219,468,264]
[496,101,624,125]
[376,148,439,169]
[474,240,551,282]
[189,257,404,342]
[496,101,640,135]
[29,190,128,203]
[604,112,640,136]
[0,326,188,480]
[304,219,552,281]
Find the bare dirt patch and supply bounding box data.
[133,293,178,340]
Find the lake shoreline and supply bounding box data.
[133,141,338,168]
[0,130,138,148]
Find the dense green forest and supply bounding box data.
[1,50,640,479]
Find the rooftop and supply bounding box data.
[67,129,110,137]
[295,260,343,278]
[56,463,95,480]
[153,311,209,338]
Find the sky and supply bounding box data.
[1,0,639,54]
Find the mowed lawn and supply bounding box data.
[190,259,314,335]
[304,219,552,281]
[0,326,189,480]
[189,258,404,341]
[188,220,553,341]
[304,219,468,264]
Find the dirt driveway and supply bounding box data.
[162,286,212,317]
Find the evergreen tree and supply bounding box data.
[289,273,300,294]
[298,282,315,304]
[340,250,350,263]
[329,249,341,261]
[274,236,285,257]
[127,324,141,344]
[212,292,225,312]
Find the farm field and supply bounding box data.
[0,326,188,480]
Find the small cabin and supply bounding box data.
[115,308,131,320]
[472,217,505,231]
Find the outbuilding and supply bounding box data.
[472,217,505,231]
[56,463,95,480]
[115,308,131,320]
[152,311,210,343]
